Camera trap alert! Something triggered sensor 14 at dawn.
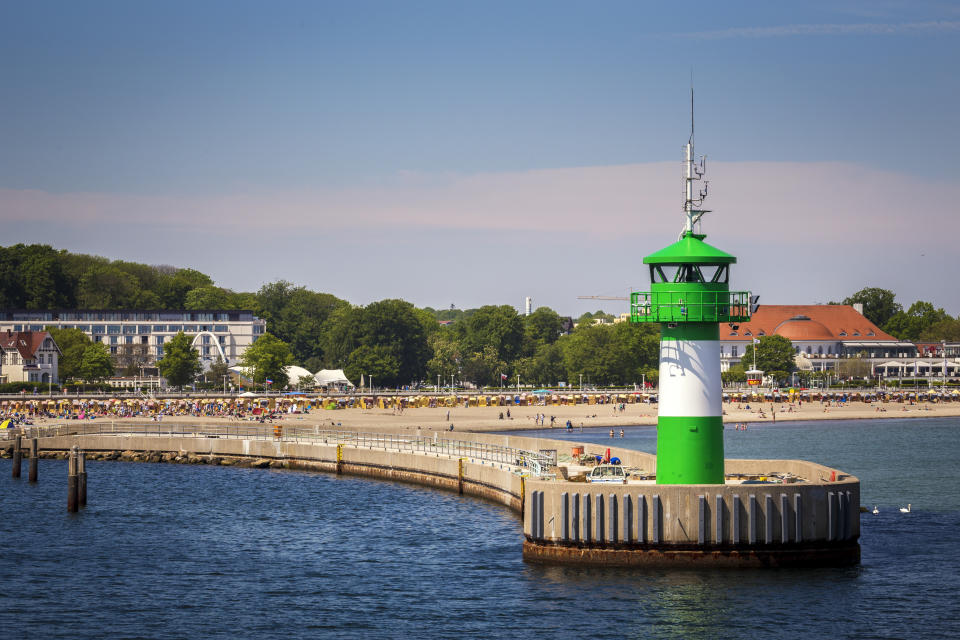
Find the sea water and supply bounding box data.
[1,417,958,639]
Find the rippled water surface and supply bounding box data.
[2,417,959,639]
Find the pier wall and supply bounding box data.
[24,431,858,567]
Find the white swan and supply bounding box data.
[899,504,912,513]
[872,505,879,514]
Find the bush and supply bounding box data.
[0,381,61,394]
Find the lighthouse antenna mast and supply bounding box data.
[683,87,709,237]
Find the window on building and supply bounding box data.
[214,325,228,333]
[156,346,164,357]
[167,325,181,333]
[123,325,137,334]
[107,325,121,334]
[818,346,823,355]
[183,325,197,332]
[92,325,105,334]
[110,336,118,345]
[138,325,151,334]
[218,336,226,344]
[806,346,812,354]
[732,346,738,357]
[110,347,117,354]
[202,335,211,345]
[153,325,165,332]
[125,336,134,344]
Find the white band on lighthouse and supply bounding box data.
[658,339,722,417]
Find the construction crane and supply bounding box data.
[577,295,628,301]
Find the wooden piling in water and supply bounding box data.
[12,435,22,478]
[78,450,87,507]
[28,438,38,483]
[67,446,79,513]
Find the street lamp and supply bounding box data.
[943,340,948,393]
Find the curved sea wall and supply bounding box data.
[4,426,859,567]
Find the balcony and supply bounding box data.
[630,290,752,323]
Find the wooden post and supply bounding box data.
[67,445,79,513]
[78,450,87,507]
[12,435,22,479]
[28,438,38,483]
[458,457,465,495]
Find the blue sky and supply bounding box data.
[2,1,959,315]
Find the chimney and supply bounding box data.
[853,303,864,316]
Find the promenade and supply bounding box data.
[8,396,960,435]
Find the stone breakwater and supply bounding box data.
[1,447,285,468]
[2,429,859,568]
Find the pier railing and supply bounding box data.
[0,422,554,476]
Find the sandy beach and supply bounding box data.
[29,399,960,435]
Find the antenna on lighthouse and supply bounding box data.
[682,86,709,239]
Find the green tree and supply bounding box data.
[344,345,399,387]
[76,264,140,308]
[842,287,901,327]
[740,335,795,373]
[79,342,114,381]
[837,353,871,380]
[255,281,348,364]
[240,333,293,389]
[517,342,566,387]
[460,305,525,364]
[425,326,462,382]
[575,310,616,326]
[884,301,950,341]
[918,316,960,342]
[44,327,91,381]
[461,345,508,387]
[204,356,230,386]
[157,332,202,388]
[524,307,564,350]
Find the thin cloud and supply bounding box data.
[2,162,957,246]
[676,20,960,39]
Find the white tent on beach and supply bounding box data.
[284,365,316,387]
[314,369,355,390]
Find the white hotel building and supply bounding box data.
[0,310,266,367]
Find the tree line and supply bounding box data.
[4,245,957,389]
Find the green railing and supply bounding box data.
[630,290,751,323]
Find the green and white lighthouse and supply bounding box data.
[630,99,755,484]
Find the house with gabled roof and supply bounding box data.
[0,330,61,384]
[720,304,916,372]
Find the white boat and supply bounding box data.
[587,464,627,484]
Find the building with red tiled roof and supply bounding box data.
[0,330,61,384]
[720,305,916,371]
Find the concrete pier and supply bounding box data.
[2,424,860,567]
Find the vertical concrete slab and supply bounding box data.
[608,494,618,543]
[561,492,569,541]
[780,493,789,543]
[638,495,647,543]
[698,495,706,545]
[715,494,724,544]
[596,493,605,542]
[765,495,774,544]
[749,495,758,545]
[837,491,849,540]
[572,493,581,541]
[584,493,592,543]
[827,491,836,542]
[794,493,803,543]
[732,495,741,545]
[537,490,545,540]
[652,495,662,544]
[623,495,633,543]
